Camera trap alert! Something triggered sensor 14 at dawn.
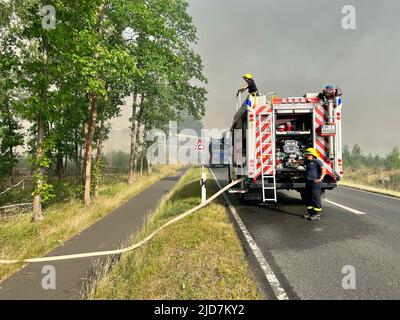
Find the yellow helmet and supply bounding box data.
[243,73,253,79]
[305,147,319,158]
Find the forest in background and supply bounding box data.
[342,144,400,192]
[0,0,207,221]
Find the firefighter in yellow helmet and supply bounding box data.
[237,73,258,97]
[294,148,327,221]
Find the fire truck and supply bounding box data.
[227,86,344,202]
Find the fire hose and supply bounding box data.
[0,177,245,265]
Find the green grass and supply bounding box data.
[88,167,262,300]
[0,165,180,282]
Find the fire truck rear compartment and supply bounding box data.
[253,111,337,194]
[275,112,313,177]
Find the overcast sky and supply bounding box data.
[185,0,400,155]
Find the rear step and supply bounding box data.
[228,188,248,194]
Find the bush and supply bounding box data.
[384,147,400,170]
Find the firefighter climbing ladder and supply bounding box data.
[257,106,277,202]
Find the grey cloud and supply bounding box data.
[188,0,400,155]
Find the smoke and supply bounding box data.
[188,0,400,155]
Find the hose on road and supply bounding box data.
[0,177,245,264]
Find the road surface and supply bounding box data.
[211,167,400,300]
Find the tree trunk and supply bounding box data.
[83,3,105,205]
[94,117,106,198]
[64,154,68,177]
[32,114,45,221]
[133,99,145,182]
[128,93,138,185]
[83,94,98,206]
[139,123,147,177]
[74,130,80,180]
[32,33,49,222]
[81,122,86,179]
[140,152,144,177]
[55,152,64,179]
[9,146,14,184]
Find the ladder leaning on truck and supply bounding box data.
[227,86,344,203]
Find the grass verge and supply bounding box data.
[88,167,262,300]
[340,167,400,198]
[0,165,180,282]
[339,180,400,198]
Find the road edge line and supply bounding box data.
[209,169,289,301]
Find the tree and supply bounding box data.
[0,0,206,221]
[2,1,64,220]
[0,102,24,184]
[125,0,207,184]
[0,21,24,185]
[385,147,400,170]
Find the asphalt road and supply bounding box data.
[211,167,400,300]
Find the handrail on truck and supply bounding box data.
[235,91,277,112]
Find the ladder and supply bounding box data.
[258,107,277,202]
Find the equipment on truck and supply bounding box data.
[227,86,344,202]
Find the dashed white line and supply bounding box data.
[325,199,367,215]
[210,169,289,301]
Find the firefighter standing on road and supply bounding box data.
[237,73,258,97]
[295,148,327,221]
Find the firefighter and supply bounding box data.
[236,73,258,97]
[295,148,326,221]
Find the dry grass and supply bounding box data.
[339,180,400,198]
[341,167,400,198]
[88,167,262,300]
[0,165,180,282]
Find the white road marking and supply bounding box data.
[325,199,367,215]
[339,185,400,201]
[210,169,289,301]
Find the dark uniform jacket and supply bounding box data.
[305,159,323,182]
[246,79,258,94]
